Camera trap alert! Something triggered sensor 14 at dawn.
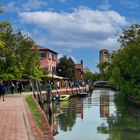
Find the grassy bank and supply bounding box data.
[26,96,43,131]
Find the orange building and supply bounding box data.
[35,45,58,74]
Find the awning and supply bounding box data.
[48,73,68,80]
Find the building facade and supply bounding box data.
[36,45,58,75]
[99,49,109,72]
[75,60,84,80]
[99,49,109,63]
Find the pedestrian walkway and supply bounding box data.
[0,94,35,140]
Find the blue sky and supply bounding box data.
[1,0,140,72]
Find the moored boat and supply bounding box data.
[77,92,89,97]
[59,94,70,101]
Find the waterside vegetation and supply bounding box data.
[26,95,44,131]
[109,24,140,99]
[97,24,140,100]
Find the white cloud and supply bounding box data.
[5,0,47,12]
[57,54,77,63]
[57,53,63,60]
[22,0,47,11]
[19,7,129,50]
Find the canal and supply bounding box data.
[44,88,140,140]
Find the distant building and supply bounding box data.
[75,60,84,80]
[99,49,109,63]
[35,45,58,74]
[99,49,109,72]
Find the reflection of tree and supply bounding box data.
[58,99,77,131]
[97,93,140,140]
[97,123,109,134]
[45,97,84,133]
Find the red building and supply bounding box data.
[75,60,84,80]
[35,45,58,74]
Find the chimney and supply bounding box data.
[81,60,83,65]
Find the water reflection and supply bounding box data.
[100,93,109,118]
[45,98,83,135]
[44,88,140,140]
[98,93,140,140]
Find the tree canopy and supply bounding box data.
[97,61,112,81]
[0,22,43,80]
[0,5,4,48]
[83,71,100,82]
[57,56,76,79]
[110,24,140,97]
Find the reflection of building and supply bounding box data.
[99,49,109,63]
[35,45,58,74]
[75,60,84,80]
[100,95,109,118]
[75,99,83,119]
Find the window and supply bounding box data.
[53,54,57,61]
[48,52,52,60]
[40,52,46,59]
[54,55,56,61]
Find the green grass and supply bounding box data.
[26,96,44,131]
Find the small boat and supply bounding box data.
[59,94,70,101]
[77,92,89,97]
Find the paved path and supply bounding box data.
[0,94,35,140]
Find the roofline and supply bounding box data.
[35,45,58,54]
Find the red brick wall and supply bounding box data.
[75,69,83,80]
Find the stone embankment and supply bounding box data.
[40,86,89,100]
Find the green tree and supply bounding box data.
[0,5,4,48]
[83,71,93,81]
[57,56,76,79]
[0,22,43,80]
[83,71,100,82]
[110,24,140,97]
[97,61,111,80]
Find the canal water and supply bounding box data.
[45,88,140,140]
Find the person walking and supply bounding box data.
[0,81,6,101]
[10,82,15,95]
[17,82,23,94]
